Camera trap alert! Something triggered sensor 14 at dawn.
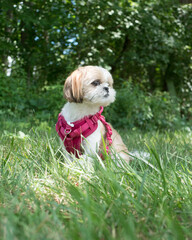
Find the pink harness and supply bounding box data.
[56,106,112,158]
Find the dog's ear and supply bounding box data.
[63,69,83,103]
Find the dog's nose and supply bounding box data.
[103,87,109,93]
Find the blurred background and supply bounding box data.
[0,0,192,131]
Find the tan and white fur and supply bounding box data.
[60,66,130,162]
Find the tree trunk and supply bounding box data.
[179,0,192,4]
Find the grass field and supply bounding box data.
[0,123,192,240]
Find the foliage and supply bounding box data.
[74,0,192,94]
[0,0,192,127]
[0,1,192,91]
[0,70,64,126]
[0,69,28,117]
[0,128,192,239]
[105,82,186,130]
[1,70,189,131]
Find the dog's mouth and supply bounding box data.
[104,93,109,98]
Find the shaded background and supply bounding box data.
[0,0,192,131]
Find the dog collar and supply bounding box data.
[56,106,112,158]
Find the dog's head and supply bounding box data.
[64,66,116,106]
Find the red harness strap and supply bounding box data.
[56,106,112,158]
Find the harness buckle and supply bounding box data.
[65,127,71,135]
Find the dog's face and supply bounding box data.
[64,66,116,106]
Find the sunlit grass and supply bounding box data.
[0,126,192,239]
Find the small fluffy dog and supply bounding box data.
[56,66,130,162]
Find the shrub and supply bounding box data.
[0,70,186,130]
[0,69,64,125]
[0,69,28,118]
[104,82,185,130]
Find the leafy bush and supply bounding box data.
[0,69,28,117]
[0,70,64,125]
[104,82,185,130]
[0,70,186,131]
[28,85,64,123]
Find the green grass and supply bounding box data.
[0,124,192,240]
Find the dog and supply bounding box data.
[56,66,130,162]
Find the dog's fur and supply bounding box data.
[60,66,130,162]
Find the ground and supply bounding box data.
[0,124,192,240]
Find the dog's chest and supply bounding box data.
[60,103,105,155]
[82,120,102,154]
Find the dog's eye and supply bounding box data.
[91,80,101,86]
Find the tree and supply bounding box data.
[0,0,191,99]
